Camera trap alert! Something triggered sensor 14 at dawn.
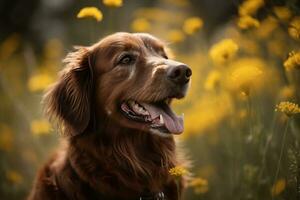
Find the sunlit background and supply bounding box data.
[1,0,300,199]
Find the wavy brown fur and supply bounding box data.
[28,32,188,200]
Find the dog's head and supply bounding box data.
[45,32,191,137]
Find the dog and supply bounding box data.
[28,32,192,200]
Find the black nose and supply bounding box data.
[167,65,192,84]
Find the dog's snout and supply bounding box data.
[167,64,192,84]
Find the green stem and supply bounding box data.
[272,117,290,200]
[258,112,278,181]
[246,93,253,136]
[177,180,180,200]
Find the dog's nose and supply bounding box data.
[167,64,192,85]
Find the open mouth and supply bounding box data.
[120,99,184,135]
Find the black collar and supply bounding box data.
[139,191,165,200]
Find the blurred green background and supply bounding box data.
[1,0,300,199]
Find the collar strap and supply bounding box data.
[139,191,165,200]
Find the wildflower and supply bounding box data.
[131,18,151,32]
[209,39,238,65]
[275,101,300,116]
[183,17,203,35]
[169,166,188,178]
[30,119,51,135]
[184,93,233,136]
[238,0,264,16]
[271,178,286,196]
[284,51,300,71]
[273,6,291,21]
[167,30,185,43]
[189,177,209,194]
[102,0,122,7]
[227,58,264,94]
[231,65,262,93]
[278,86,295,100]
[6,170,23,185]
[288,17,300,40]
[204,70,221,91]
[238,15,260,30]
[28,73,54,92]
[77,7,103,21]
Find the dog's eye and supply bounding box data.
[119,54,135,65]
[159,51,168,59]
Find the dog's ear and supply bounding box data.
[43,47,95,137]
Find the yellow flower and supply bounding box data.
[227,58,264,94]
[238,0,264,16]
[209,39,238,65]
[288,17,300,40]
[6,170,23,185]
[273,6,291,21]
[167,30,185,43]
[204,70,221,91]
[183,92,234,136]
[169,166,188,178]
[28,73,54,92]
[284,51,300,71]
[278,86,295,100]
[189,177,209,194]
[275,101,300,116]
[77,7,103,21]
[183,17,203,35]
[102,0,122,7]
[271,178,286,196]
[238,15,260,30]
[30,119,51,135]
[0,124,13,152]
[131,18,151,32]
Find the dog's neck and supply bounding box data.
[65,116,178,197]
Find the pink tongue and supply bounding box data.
[140,103,184,134]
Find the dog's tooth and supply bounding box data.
[134,104,139,110]
[142,110,149,115]
[138,107,144,113]
[159,114,164,124]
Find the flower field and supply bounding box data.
[1,0,300,199]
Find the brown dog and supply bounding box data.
[28,32,192,200]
